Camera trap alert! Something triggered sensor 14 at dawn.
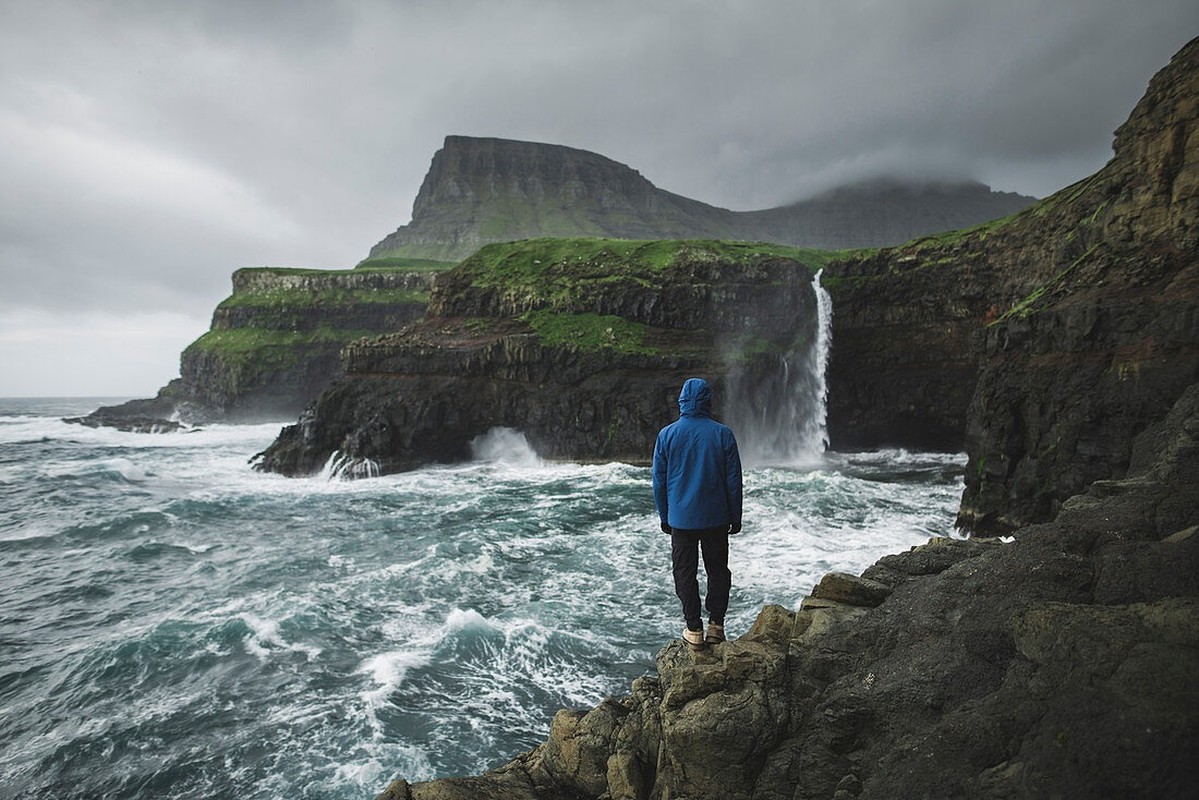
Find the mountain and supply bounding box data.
[366,136,1034,262]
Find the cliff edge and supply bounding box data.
[76,261,450,427]
[254,239,830,477]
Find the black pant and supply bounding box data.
[670,529,730,630]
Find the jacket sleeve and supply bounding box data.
[652,432,669,523]
[724,429,743,526]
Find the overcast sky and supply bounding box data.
[1,0,1196,396]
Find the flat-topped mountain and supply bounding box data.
[367,136,1034,262]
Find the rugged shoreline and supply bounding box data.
[377,382,1199,800]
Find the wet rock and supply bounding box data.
[255,244,822,476]
[84,269,438,427]
[826,37,1199,530]
[809,572,892,607]
[63,412,185,433]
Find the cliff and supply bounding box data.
[254,238,831,476]
[367,136,1033,262]
[825,35,1199,533]
[80,261,449,427]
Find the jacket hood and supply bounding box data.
[678,377,713,416]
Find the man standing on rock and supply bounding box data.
[653,377,743,650]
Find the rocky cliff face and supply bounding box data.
[957,38,1199,534]
[377,383,1199,800]
[825,37,1199,534]
[82,264,445,426]
[368,136,1033,262]
[254,239,827,477]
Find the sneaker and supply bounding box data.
[682,626,706,651]
[705,623,726,644]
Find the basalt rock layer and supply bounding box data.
[367,136,1033,262]
[253,239,827,477]
[377,382,1199,800]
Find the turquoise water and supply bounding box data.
[0,398,964,798]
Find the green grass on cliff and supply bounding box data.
[992,243,1101,324]
[216,287,430,310]
[237,260,453,277]
[187,327,376,367]
[457,237,833,287]
[521,309,656,355]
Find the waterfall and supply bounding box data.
[732,268,833,467]
[808,268,833,456]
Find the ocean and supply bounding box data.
[0,397,964,799]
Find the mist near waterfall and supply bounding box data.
[728,270,833,467]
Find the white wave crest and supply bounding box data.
[320,451,382,481]
[239,613,322,662]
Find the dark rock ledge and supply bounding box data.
[377,383,1199,799]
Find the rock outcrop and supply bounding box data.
[368,136,1033,262]
[78,263,447,426]
[956,37,1199,534]
[376,381,1199,800]
[254,239,825,476]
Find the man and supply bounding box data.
[652,377,743,650]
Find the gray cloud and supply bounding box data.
[1,0,1196,394]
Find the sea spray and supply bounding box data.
[321,450,382,480]
[469,427,544,467]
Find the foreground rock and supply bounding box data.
[378,382,1199,800]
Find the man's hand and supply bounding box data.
[661,522,672,534]
[728,522,742,535]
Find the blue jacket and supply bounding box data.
[653,378,743,531]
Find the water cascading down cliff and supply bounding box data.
[729,270,833,466]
